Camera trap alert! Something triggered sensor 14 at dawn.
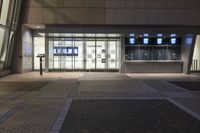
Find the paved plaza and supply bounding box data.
[0,72,200,133]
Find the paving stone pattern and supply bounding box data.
[0,100,23,118]
[0,79,78,133]
[79,72,130,81]
[0,81,49,98]
[0,100,65,133]
[60,99,200,133]
[169,81,200,91]
[71,80,161,99]
[0,73,200,133]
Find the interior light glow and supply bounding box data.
[171,34,177,37]
[157,38,163,44]
[130,38,135,44]
[171,38,176,44]
[143,38,149,44]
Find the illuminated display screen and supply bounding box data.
[170,38,177,45]
[54,47,78,56]
[130,38,135,44]
[157,38,163,45]
[171,34,176,37]
[143,38,149,44]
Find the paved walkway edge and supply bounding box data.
[49,99,72,133]
[167,98,200,121]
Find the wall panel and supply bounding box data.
[24,0,200,26]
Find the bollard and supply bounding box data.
[37,54,45,75]
[40,57,43,75]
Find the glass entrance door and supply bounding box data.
[85,40,96,70]
[96,40,106,70]
[47,34,121,72]
[74,40,84,70]
[107,40,120,69]
[49,39,73,71]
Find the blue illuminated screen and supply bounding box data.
[170,38,176,45]
[130,38,135,44]
[157,38,163,44]
[54,47,78,56]
[143,38,149,44]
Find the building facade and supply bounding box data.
[0,0,22,76]
[2,0,200,74]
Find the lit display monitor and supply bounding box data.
[157,38,163,45]
[129,34,135,37]
[170,38,177,45]
[143,38,149,45]
[130,38,135,45]
[170,34,176,37]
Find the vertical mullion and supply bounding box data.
[83,37,86,70]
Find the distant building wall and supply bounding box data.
[24,0,200,25]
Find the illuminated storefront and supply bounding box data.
[34,33,121,71]
[32,31,192,73]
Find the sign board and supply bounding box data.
[54,47,78,56]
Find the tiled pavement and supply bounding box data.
[0,72,199,132]
[60,99,200,133]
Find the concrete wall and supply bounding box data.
[122,62,183,73]
[24,0,200,25]
[13,25,33,73]
[22,26,33,72]
[181,34,196,73]
[12,25,23,73]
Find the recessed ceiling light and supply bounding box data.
[36,26,40,29]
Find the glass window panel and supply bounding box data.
[0,0,3,16]
[74,41,84,69]
[108,41,120,69]
[86,41,95,69]
[46,34,121,71]
[0,28,9,70]
[49,39,54,70]
[96,41,106,69]
[3,31,14,69]
[0,0,10,25]
[6,0,15,27]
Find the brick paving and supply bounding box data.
[169,81,200,91]
[60,99,200,133]
[0,72,199,133]
[0,100,23,117]
[0,76,78,133]
[0,100,65,133]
